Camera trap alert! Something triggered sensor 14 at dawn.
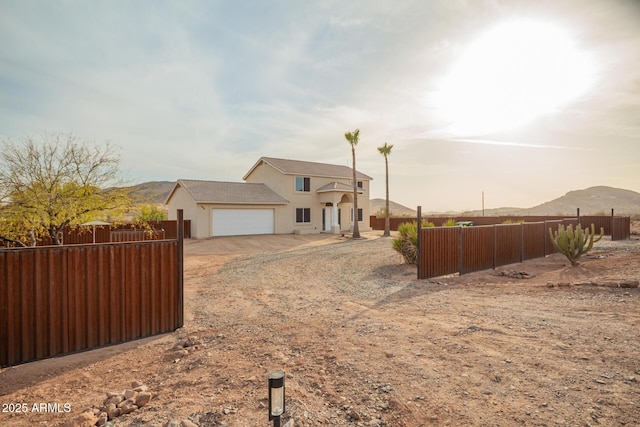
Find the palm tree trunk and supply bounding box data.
[352,146,360,238]
[383,155,390,237]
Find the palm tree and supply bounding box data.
[344,129,361,238]
[377,142,393,237]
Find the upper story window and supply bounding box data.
[296,176,310,192]
[351,180,364,189]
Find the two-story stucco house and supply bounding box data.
[165,156,373,238]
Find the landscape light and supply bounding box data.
[268,370,285,426]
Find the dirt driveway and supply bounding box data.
[1,230,639,426]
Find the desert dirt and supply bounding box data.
[1,223,640,427]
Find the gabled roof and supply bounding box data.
[243,156,373,181]
[316,181,364,194]
[165,179,289,205]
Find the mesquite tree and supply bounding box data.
[0,133,131,246]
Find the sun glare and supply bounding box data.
[433,19,596,136]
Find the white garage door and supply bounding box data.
[212,209,274,236]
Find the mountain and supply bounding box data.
[459,186,640,216]
[370,198,417,217]
[519,186,640,216]
[127,181,176,204]
[129,183,640,217]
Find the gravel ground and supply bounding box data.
[1,228,639,426]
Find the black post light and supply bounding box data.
[268,370,285,427]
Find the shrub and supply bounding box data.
[392,220,434,264]
[441,218,457,227]
[502,219,525,224]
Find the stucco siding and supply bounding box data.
[245,161,370,233]
[167,186,201,237]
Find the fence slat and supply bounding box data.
[418,215,631,280]
[1,240,182,367]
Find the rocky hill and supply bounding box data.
[132,182,640,217]
[520,186,640,216]
[127,181,176,204]
[370,198,417,217]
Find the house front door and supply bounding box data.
[323,207,332,232]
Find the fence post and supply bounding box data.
[611,209,615,241]
[177,209,184,328]
[416,206,421,280]
[520,222,524,263]
[458,225,463,275]
[493,224,497,269]
[543,221,547,256]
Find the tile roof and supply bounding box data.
[243,157,373,181]
[316,181,363,193]
[171,180,289,204]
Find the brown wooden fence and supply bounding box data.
[373,215,630,240]
[0,213,184,367]
[33,220,190,246]
[416,218,611,280]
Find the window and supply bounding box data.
[351,208,363,222]
[296,208,311,223]
[295,176,310,192]
[357,181,363,189]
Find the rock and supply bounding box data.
[135,391,152,407]
[164,421,182,427]
[131,380,145,388]
[601,282,619,288]
[104,395,123,406]
[106,403,120,420]
[620,280,639,288]
[118,400,138,415]
[96,412,109,426]
[124,389,137,400]
[64,411,98,427]
[180,420,199,427]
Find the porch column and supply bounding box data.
[331,202,340,234]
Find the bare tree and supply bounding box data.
[0,133,131,246]
[344,129,361,239]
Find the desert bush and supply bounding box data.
[441,218,457,227]
[392,220,434,264]
[549,223,603,266]
[374,208,393,218]
[502,219,525,224]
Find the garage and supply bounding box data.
[212,208,274,236]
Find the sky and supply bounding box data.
[1,0,639,212]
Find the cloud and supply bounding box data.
[0,0,638,210]
[452,138,596,151]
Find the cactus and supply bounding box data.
[548,223,603,266]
